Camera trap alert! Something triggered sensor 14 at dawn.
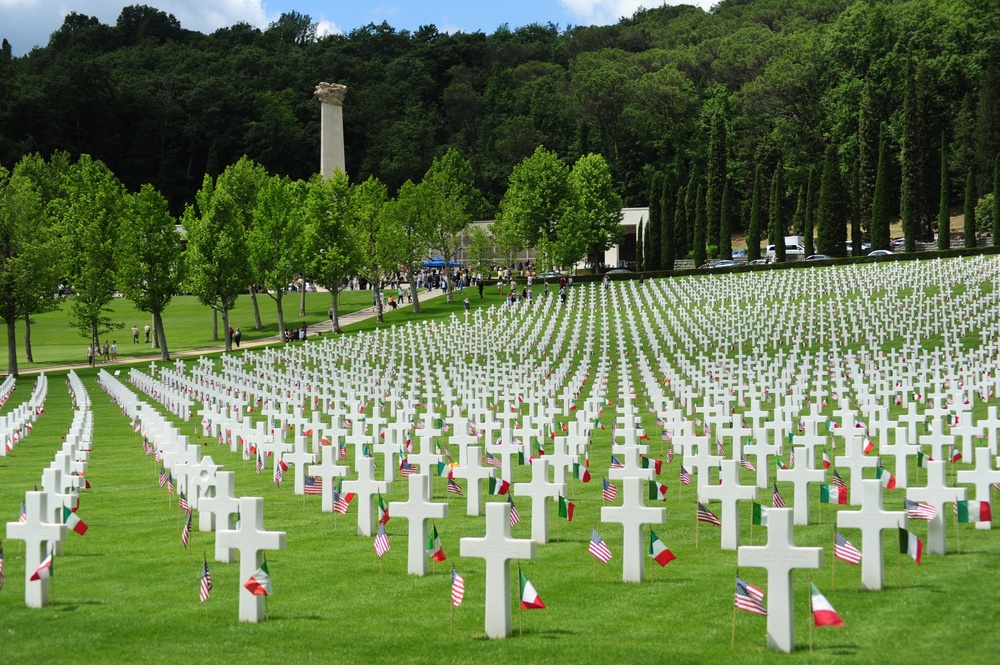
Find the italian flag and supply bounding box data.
[63,506,88,535]
[898,527,923,564]
[648,530,676,567]
[377,493,390,525]
[949,447,962,464]
[641,456,663,475]
[519,568,545,609]
[243,560,272,596]
[810,583,844,627]
[821,451,831,469]
[875,467,896,490]
[558,495,575,522]
[574,463,591,483]
[862,437,874,454]
[955,500,992,523]
[488,477,510,495]
[917,451,932,468]
[30,553,53,581]
[426,525,446,562]
[648,481,668,501]
[820,484,848,505]
[751,502,768,526]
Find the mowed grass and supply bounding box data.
[0,274,999,663]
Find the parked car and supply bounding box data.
[805,254,831,261]
[605,268,632,274]
[890,237,906,247]
[710,259,739,269]
[748,258,768,266]
[536,271,562,279]
[868,249,894,257]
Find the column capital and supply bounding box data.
[315,81,347,106]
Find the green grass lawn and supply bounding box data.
[0,273,998,663]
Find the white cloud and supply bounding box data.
[558,0,714,25]
[315,19,343,38]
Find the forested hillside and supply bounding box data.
[0,1,998,243]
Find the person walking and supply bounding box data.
[144,323,151,343]
[87,343,95,367]
[110,340,118,362]
[234,328,242,347]
[132,325,139,344]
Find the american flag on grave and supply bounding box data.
[304,476,323,495]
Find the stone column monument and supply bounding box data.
[314,81,347,178]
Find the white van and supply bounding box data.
[765,236,805,261]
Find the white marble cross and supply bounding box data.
[198,471,240,562]
[388,473,448,575]
[459,501,537,639]
[216,496,286,622]
[956,447,999,530]
[6,491,67,608]
[878,427,919,489]
[307,445,350,512]
[685,438,723,498]
[512,458,563,544]
[284,435,317,495]
[546,436,578,486]
[907,460,966,555]
[450,445,494,516]
[601,475,665,581]
[341,457,389,537]
[700,459,759,549]
[40,467,74,555]
[743,436,780,488]
[836,479,906,590]
[188,454,221,510]
[776,447,825,526]
[737,508,823,653]
[837,432,878,505]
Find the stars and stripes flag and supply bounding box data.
[716,439,725,456]
[667,445,675,464]
[602,477,619,502]
[400,459,418,476]
[772,482,785,508]
[697,502,721,526]
[332,490,355,515]
[167,473,174,496]
[610,455,625,469]
[19,500,26,523]
[304,476,323,495]
[179,492,190,514]
[831,469,847,488]
[508,496,521,527]
[451,567,465,607]
[588,527,613,563]
[740,454,756,472]
[199,557,213,603]
[374,524,391,558]
[485,452,502,469]
[834,532,862,565]
[181,511,192,549]
[255,451,263,475]
[446,478,463,495]
[680,466,692,485]
[734,577,766,615]
[158,465,167,487]
[274,460,286,486]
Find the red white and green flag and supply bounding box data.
[648,481,668,501]
[377,493,390,525]
[820,484,848,505]
[648,530,676,567]
[810,582,844,627]
[898,527,923,564]
[875,467,896,490]
[243,560,272,596]
[488,477,510,495]
[519,567,545,609]
[558,495,575,522]
[573,462,591,483]
[955,500,992,523]
[426,525,446,562]
[29,553,53,581]
[751,502,768,526]
[917,451,932,468]
[62,507,88,535]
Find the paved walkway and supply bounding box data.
[13,287,452,377]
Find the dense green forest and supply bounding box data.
[1,1,999,247]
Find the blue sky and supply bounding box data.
[1,0,715,56]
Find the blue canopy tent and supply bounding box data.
[422,256,461,268]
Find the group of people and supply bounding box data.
[282,324,306,342]
[86,339,118,366]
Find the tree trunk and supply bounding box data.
[331,291,341,334]
[153,310,170,361]
[212,308,219,341]
[23,314,32,363]
[251,291,263,330]
[445,270,454,303]
[375,284,384,323]
[151,313,160,349]
[7,317,19,377]
[299,282,306,317]
[275,291,286,340]
[409,273,421,314]
[222,307,232,352]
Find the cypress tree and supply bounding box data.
[850,165,862,256]
[747,166,763,261]
[637,219,645,271]
[685,166,700,252]
[769,161,786,262]
[858,81,880,237]
[816,143,848,257]
[719,181,732,260]
[647,172,663,271]
[964,170,977,248]
[793,184,806,236]
[994,152,1000,244]
[900,54,920,252]
[661,175,676,270]
[804,166,816,256]
[870,126,891,251]
[706,110,727,251]
[644,217,653,268]
[674,185,687,262]
[938,135,950,250]
[693,183,707,268]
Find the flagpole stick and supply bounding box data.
[956,510,961,554]
[696,507,700,549]
[450,600,454,638]
[731,595,738,651]
[808,574,814,653]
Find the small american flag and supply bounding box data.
[904,498,936,520]
[740,454,756,472]
[274,464,284,487]
[588,527,613,563]
[451,567,465,607]
[610,455,625,469]
[374,524,391,558]
[772,483,785,508]
[667,446,674,464]
[0,543,5,591]
[167,473,174,496]
[508,496,521,527]
[255,452,263,475]
[832,469,847,488]
[680,466,692,485]
[834,532,862,565]
[333,490,354,515]
[199,557,213,603]
[734,578,766,615]
[602,477,619,502]
[485,452,502,469]
[179,492,189,513]
[447,478,463,495]
[716,439,725,456]
[304,476,323,495]
[158,465,167,487]
[697,502,721,526]
[400,459,418,477]
[181,512,192,549]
